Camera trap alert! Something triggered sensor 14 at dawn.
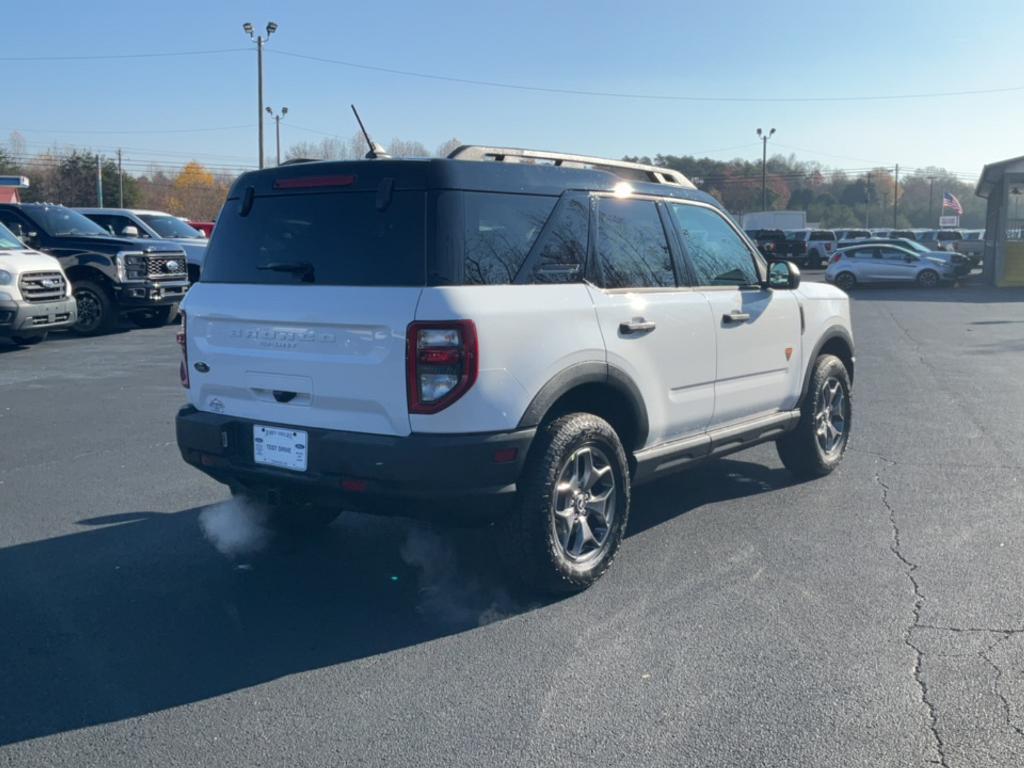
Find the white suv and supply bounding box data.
[176,147,855,593]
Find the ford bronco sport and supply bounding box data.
[176,146,854,593]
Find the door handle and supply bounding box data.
[619,318,657,335]
[722,311,751,324]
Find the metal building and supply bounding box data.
[976,156,1024,287]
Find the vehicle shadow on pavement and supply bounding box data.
[0,457,793,746]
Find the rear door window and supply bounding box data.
[201,191,426,286]
[668,202,760,286]
[594,198,676,289]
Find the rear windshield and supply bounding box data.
[811,230,835,241]
[201,191,426,286]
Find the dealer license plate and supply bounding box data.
[253,425,308,472]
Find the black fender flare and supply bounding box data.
[517,362,650,450]
[798,326,855,407]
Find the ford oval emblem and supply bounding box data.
[193,361,210,373]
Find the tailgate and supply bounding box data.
[184,283,421,436]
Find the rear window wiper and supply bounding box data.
[257,261,315,282]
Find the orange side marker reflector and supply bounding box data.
[785,347,794,361]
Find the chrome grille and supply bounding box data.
[145,254,187,281]
[18,271,66,303]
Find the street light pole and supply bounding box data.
[266,106,288,166]
[756,128,775,211]
[243,21,278,169]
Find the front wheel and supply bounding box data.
[11,333,47,345]
[72,280,116,335]
[500,413,630,594]
[776,354,852,479]
[917,269,939,288]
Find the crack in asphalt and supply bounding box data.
[876,469,949,768]
[979,633,1024,743]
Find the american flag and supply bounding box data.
[942,192,964,215]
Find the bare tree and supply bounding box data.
[436,137,462,158]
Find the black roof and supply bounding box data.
[226,157,722,209]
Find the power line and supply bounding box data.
[271,48,1024,104]
[0,48,248,62]
[2,124,254,135]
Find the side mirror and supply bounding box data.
[904,255,915,263]
[768,260,801,290]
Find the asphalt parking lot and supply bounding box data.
[2,282,1023,768]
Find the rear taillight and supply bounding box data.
[177,311,189,389]
[831,254,842,263]
[825,242,833,251]
[407,320,478,414]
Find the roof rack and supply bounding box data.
[447,145,694,189]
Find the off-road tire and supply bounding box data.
[11,333,47,345]
[777,354,852,479]
[72,280,117,336]
[501,413,630,595]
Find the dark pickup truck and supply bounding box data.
[746,229,807,263]
[0,203,189,335]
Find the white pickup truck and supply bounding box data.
[0,222,76,345]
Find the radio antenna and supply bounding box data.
[351,105,390,159]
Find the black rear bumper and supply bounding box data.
[175,406,534,516]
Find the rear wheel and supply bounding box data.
[500,413,630,594]
[11,333,47,345]
[777,354,852,479]
[834,271,856,292]
[917,269,939,288]
[132,304,178,328]
[72,280,116,335]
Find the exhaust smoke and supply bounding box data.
[198,497,273,559]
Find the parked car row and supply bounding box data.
[0,202,210,345]
[824,237,970,291]
[745,226,985,270]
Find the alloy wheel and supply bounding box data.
[815,377,848,455]
[74,289,102,333]
[552,445,616,564]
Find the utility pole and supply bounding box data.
[243,21,278,169]
[865,172,872,228]
[756,128,776,211]
[96,154,103,207]
[893,163,899,228]
[117,148,124,207]
[927,175,936,225]
[266,106,288,165]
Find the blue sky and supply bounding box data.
[2,0,1021,179]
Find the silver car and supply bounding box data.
[76,208,207,281]
[824,242,959,290]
